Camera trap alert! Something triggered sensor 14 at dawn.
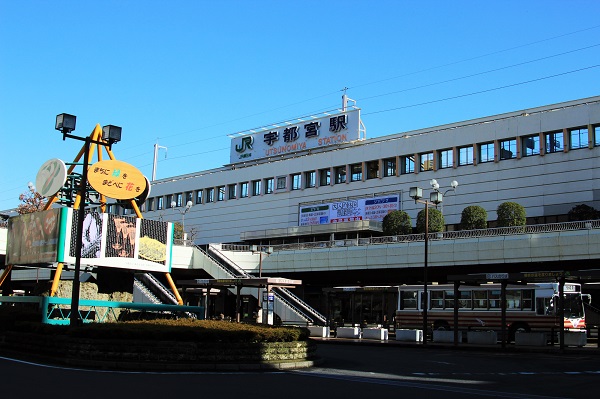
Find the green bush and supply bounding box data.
[568,204,600,221]
[460,205,488,230]
[382,210,412,235]
[416,207,444,233]
[496,202,526,227]
[6,318,310,343]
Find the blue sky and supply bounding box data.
[1,0,599,212]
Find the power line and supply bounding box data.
[364,65,600,116]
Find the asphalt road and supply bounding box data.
[1,341,598,398]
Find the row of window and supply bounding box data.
[399,289,535,311]
[137,124,599,213]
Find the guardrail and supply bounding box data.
[270,220,600,252]
[0,295,204,325]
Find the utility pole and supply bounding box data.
[152,141,168,181]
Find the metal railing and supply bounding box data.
[0,295,204,325]
[270,220,600,252]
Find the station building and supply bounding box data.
[109,95,600,323]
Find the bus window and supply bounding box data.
[474,290,488,309]
[400,291,417,310]
[444,290,455,309]
[459,290,472,309]
[489,290,501,309]
[431,290,444,309]
[522,289,534,310]
[506,290,521,309]
[536,297,553,315]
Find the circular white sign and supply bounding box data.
[35,158,67,197]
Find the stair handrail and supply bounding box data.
[274,286,327,325]
[271,290,312,324]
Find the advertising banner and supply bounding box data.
[298,194,400,226]
[6,208,63,265]
[5,208,172,273]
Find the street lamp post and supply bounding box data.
[55,113,122,327]
[171,200,193,245]
[409,186,439,345]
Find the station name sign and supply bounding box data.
[230,109,361,164]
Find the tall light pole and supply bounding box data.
[55,113,122,327]
[171,200,193,245]
[409,185,444,345]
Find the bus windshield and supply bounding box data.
[563,294,584,319]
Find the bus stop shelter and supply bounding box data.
[178,277,302,323]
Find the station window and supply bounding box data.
[228,184,237,200]
[419,152,433,172]
[195,190,203,204]
[252,179,262,195]
[595,125,600,146]
[174,193,183,207]
[291,173,302,190]
[350,163,362,182]
[438,149,453,169]
[383,157,396,177]
[146,198,154,211]
[545,130,564,153]
[334,166,346,184]
[206,188,214,203]
[458,145,473,166]
[401,155,414,174]
[499,138,516,160]
[157,197,164,210]
[522,134,540,156]
[570,127,588,149]
[217,186,225,201]
[304,171,316,188]
[265,178,274,194]
[366,160,379,179]
[319,168,331,186]
[240,182,249,198]
[479,142,494,163]
[277,176,287,190]
[166,195,173,208]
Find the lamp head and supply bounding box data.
[185,200,193,210]
[170,201,176,208]
[55,113,77,135]
[451,180,459,189]
[102,125,122,147]
[409,186,422,202]
[430,179,439,191]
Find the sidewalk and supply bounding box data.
[310,335,600,356]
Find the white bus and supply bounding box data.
[396,282,590,341]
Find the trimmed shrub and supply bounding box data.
[382,210,412,235]
[460,205,488,230]
[568,204,600,221]
[496,202,526,227]
[416,207,444,233]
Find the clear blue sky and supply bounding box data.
[1,0,599,212]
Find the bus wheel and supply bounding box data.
[509,323,530,342]
[434,321,451,331]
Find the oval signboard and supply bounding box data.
[88,159,146,200]
[36,158,68,197]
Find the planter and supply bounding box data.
[307,326,330,338]
[362,328,388,340]
[467,330,497,345]
[336,327,361,339]
[395,329,423,342]
[559,331,587,347]
[515,332,547,346]
[432,330,454,343]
